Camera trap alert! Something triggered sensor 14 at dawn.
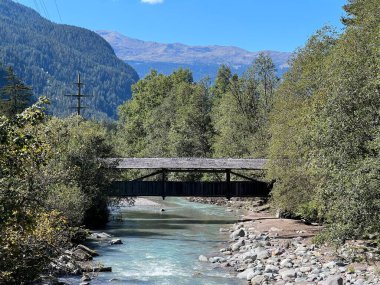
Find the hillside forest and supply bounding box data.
[0,0,379,283]
[0,0,139,120]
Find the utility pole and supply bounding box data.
[65,73,89,116]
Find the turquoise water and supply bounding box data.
[63,198,243,285]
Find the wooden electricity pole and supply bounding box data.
[65,73,89,116]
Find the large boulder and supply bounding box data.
[72,248,93,261]
[230,228,245,239]
[76,244,99,257]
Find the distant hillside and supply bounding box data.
[0,0,139,119]
[97,30,291,81]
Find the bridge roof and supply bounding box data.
[106,157,268,170]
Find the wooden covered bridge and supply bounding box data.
[106,158,271,199]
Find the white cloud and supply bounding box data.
[141,0,164,4]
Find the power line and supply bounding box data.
[32,0,41,14]
[39,0,50,20]
[54,0,63,23]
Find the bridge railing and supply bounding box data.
[108,180,271,198]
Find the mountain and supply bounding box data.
[97,30,292,81]
[0,0,139,119]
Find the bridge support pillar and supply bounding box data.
[226,169,231,200]
[161,169,167,200]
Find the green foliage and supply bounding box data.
[0,0,139,119]
[168,82,212,158]
[268,27,338,215]
[40,116,115,228]
[0,98,72,284]
[117,69,213,160]
[268,0,380,243]
[45,184,86,227]
[0,67,33,118]
[212,53,278,158]
[0,95,116,281]
[0,211,71,284]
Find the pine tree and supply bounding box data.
[0,67,32,118]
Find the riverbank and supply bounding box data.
[199,206,380,285]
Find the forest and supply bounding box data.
[0,0,139,120]
[0,0,379,283]
[114,0,379,243]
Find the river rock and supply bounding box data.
[280,269,296,280]
[236,268,255,279]
[323,261,337,269]
[324,275,343,285]
[81,265,112,272]
[279,258,292,268]
[299,266,312,273]
[231,239,245,251]
[91,232,112,239]
[240,249,257,261]
[77,244,99,257]
[230,228,245,239]
[209,256,226,263]
[72,248,93,261]
[81,274,91,282]
[110,239,123,245]
[198,255,208,262]
[255,247,270,260]
[264,264,279,273]
[251,275,267,285]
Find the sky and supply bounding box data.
[15,0,346,52]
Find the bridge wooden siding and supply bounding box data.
[105,158,271,198]
[105,157,268,170]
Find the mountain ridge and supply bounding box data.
[97,30,291,81]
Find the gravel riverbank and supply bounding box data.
[199,211,380,285]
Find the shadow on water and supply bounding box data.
[120,211,187,220]
[128,235,228,243]
[109,218,236,229]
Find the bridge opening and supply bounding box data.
[106,158,271,199]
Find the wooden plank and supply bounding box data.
[104,157,268,170]
[108,181,271,198]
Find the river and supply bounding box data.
[62,197,244,285]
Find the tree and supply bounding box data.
[212,55,277,158]
[0,98,71,284]
[252,53,278,115]
[308,0,380,241]
[211,64,232,102]
[40,116,115,228]
[268,0,380,242]
[0,67,32,118]
[169,82,213,158]
[267,27,338,220]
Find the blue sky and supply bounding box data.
[15,0,346,52]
